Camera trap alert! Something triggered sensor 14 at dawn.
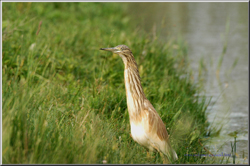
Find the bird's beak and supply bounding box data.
[100,47,119,53]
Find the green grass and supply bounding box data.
[3,2,214,164]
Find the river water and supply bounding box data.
[127,2,248,164]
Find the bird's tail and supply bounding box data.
[161,148,178,164]
[171,148,178,160]
[164,143,178,162]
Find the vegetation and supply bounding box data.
[3,2,212,164]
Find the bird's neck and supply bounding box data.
[123,56,146,122]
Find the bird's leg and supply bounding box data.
[146,150,154,160]
[160,152,170,164]
[147,151,150,158]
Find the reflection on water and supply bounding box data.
[127,2,248,163]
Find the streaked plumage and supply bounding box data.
[100,45,178,163]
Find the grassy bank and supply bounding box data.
[3,2,211,164]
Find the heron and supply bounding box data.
[100,45,178,163]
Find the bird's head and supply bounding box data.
[100,45,133,63]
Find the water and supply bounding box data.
[127,2,248,164]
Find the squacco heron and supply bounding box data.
[100,45,178,163]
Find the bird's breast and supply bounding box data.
[130,120,151,149]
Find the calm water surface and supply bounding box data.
[127,2,248,163]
